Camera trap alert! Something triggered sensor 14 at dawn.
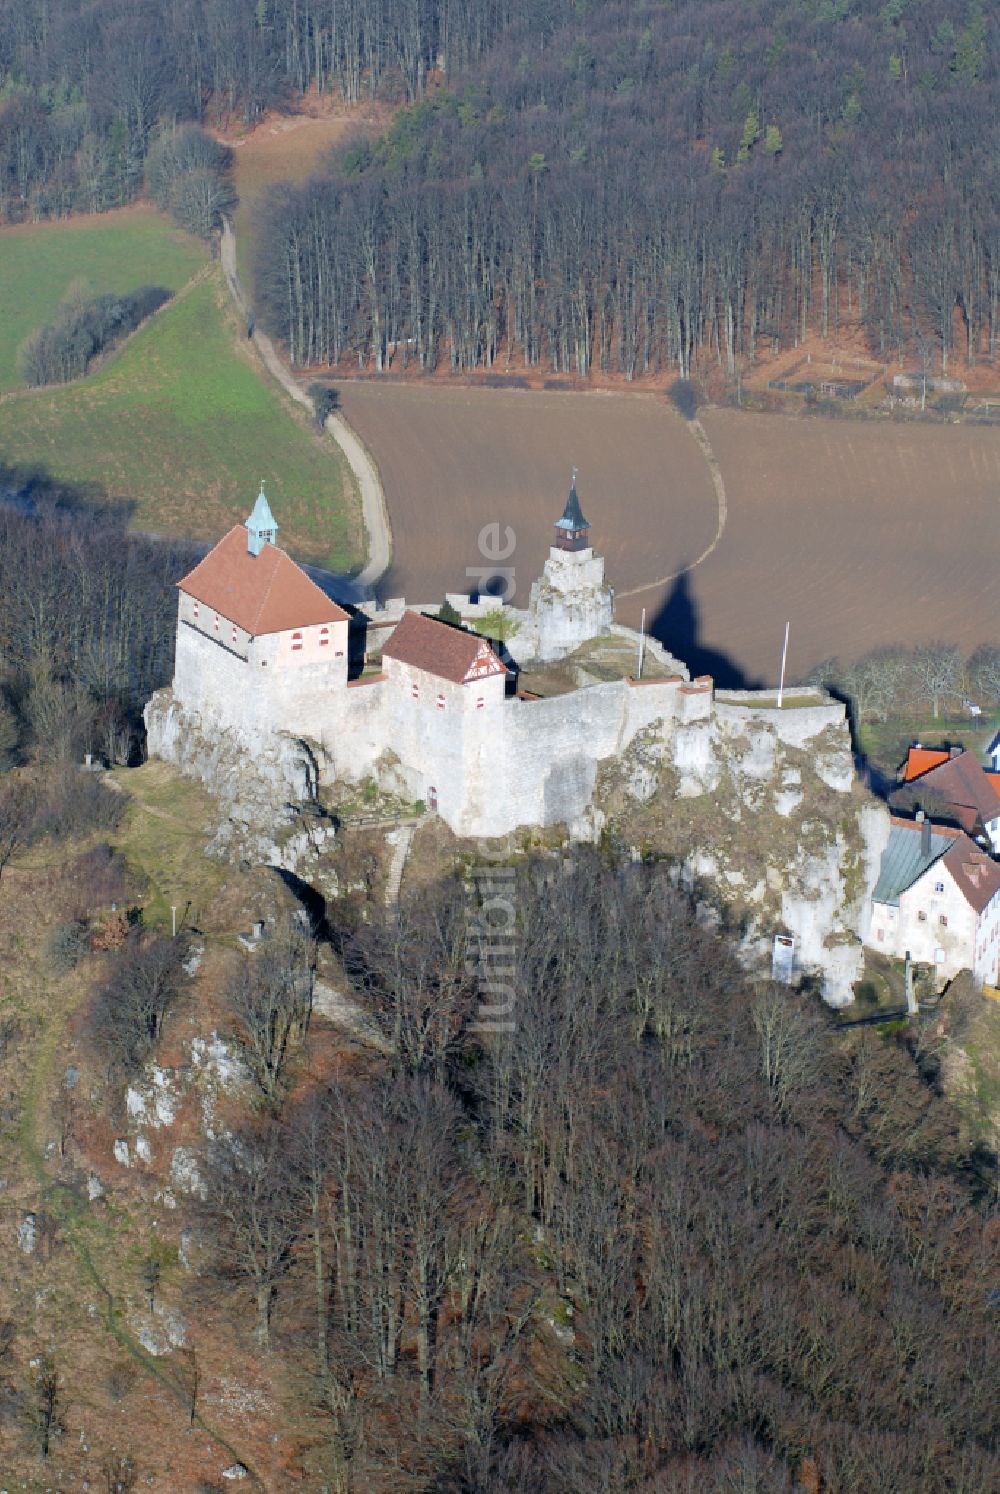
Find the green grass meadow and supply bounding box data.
[0,269,360,570]
[0,208,206,393]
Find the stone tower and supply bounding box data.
[528,475,614,661]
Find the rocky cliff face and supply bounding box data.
[144,690,336,868]
[598,703,890,1006]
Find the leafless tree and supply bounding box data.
[201,1120,300,1350]
[909,642,963,718]
[751,984,826,1115]
[967,646,1000,710]
[103,1449,138,1493]
[840,648,911,723]
[0,776,34,882]
[345,879,472,1078]
[226,918,315,1110]
[88,935,185,1079]
[24,1351,62,1457]
[178,1345,200,1428]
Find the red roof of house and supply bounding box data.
[907,750,1000,829]
[177,527,348,636]
[940,835,1000,914]
[902,747,950,781]
[381,610,506,685]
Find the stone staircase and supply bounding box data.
[384,823,416,907]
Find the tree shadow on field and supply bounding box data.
[0,459,130,525]
[650,571,760,689]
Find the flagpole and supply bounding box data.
[777,621,790,708]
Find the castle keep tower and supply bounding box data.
[528,474,614,660]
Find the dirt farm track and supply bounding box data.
[336,382,1000,687]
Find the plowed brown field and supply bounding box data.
[337,380,717,595]
[336,382,1000,685]
[694,410,1000,683]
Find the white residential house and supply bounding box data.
[867,815,1000,987]
[988,730,1000,775]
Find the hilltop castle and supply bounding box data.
[147,480,717,838]
[145,481,885,1003]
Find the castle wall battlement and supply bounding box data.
[152,490,848,845]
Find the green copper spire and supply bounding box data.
[246,483,278,556]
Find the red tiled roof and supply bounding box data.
[177,528,348,636]
[902,747,950,781]
[908,750,1000,827]
[941,835,1000,914]
[381,610,506,685]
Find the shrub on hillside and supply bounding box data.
[45,919,90,974]
[146,125,235,238]
[67,844,132,911]
[32,770,125,841]
[0,696,19,769]
[88,934,186,1078]
[17,284,171,387]
[308,382,339,429]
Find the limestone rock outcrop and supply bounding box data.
[600,694,890,1006]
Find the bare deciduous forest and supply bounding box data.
[0,479,197,765]
[251,0,999,377]
[186,859,1000,1490]
[2,3,997,379]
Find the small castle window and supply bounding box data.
[476,697,485,709]
[214,614,219,630]
[934,881,944,893]
[876,929,884,942]
[192,601,199,618]
[291,630,303,652]
[918,911,927,922]
[436,694,446,710]
[939,915,948,928]
[231,626,237,643]
[412,683,419,699]
[319,627,330,647]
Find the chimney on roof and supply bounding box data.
[916,808,931,854]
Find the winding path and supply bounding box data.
[616,414,728,600]
[219,218,391,595]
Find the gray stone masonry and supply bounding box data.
[528,546,614,662]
